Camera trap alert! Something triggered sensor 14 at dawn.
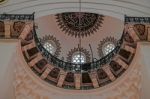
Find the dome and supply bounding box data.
[35,12,124,62]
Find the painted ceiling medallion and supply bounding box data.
[56,12,104,38]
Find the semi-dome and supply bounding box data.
[0,0,150,98]
[0,12,148,91]
[18,12,136,90]
[35,12,124,62]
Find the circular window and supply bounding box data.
[43,41,56,55]
[72,52,86,64]
[102,42,115,56]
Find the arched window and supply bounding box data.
[41,35,61,57]
[43,41,56,55]
[72,52,86,64]
[67,47,90,63]
[98,37,117,57]
[102,42,115,56]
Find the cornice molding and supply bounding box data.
[0,0,150,20]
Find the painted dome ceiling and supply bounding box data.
[55,12,104,38]
[35,12,124,62]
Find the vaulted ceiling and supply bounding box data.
[0,0,150,20]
